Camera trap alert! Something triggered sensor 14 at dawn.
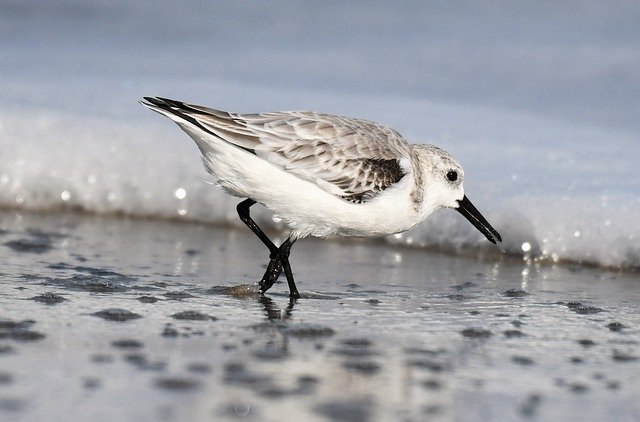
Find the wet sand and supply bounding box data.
[0,210,639,421]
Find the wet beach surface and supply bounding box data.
[0,210,639,421]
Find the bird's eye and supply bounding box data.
[446,170,458,182]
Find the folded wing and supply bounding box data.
[143,97,412,203]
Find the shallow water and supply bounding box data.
[0,210,639,421]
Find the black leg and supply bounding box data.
[236,199,299,297]
[237,198,284,294]
[279,238,299,298]
[236,199,278,255]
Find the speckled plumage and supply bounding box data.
[147,99,413,205]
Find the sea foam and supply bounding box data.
[1,93,638,270]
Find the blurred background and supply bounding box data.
[1,0,639,268]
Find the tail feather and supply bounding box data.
[141,97,211,135]
[140,97,273,199]
[141,96,258,156]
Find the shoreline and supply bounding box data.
[2,207,638,275]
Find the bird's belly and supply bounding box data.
[271,192,422,240]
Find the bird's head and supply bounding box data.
[412,144,502,244]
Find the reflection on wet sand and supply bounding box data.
[0,211,639,421]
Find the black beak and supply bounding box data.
[456,195,502,244]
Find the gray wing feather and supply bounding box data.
[149,98,411,203]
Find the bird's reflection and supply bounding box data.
[259,295,296,321]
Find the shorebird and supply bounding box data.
[141,97,502,298]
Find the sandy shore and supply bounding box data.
[0,210,639,421]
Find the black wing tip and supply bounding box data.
[141,96,178,108]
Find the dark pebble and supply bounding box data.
[567,302,604,314]
[504,330,525,338]
[342,361,380,375]
[4,238,52,254]
[259,386,289,399]
[0,372,13,384]
[569,382,589,393]
[171,311,217,321]
[0,330,45,342]
[612,350,638,362]
[607,322,624,332]
[91,354,113,364]
[111,339,144,349]
[92,308,142,321]
[520,394,542,417]
[340,338,371,347]
[297,375,319,392]
[406,359,444,372]
[333,347,377,358]
[422,379,442,390]
[162,325,179,337]
[451,281,477,291]
[124,353,166,371]
[461,328,492,338]
[83,377,101,389]
[46,274,130,293]
[606,381,621,390]
[187,363,212,374]
[163,291,195,300]
[137,296,159,303]
[314,400,372,422]
[512,356,535,366]
[155,377,200,391]
[577,339,596,347]
[0,320,45,342]
[503,289,529,297]
[0,345,14,355]
[0,320,35,330]
[0,398,25,412]
[30,292,67,305]
[223,362,271,387]
[366,298,381,305]
[285,324,335,338]
[574,305,604,315]
[253,348,287,361]
[571,356,584,364]
[404,347,445,356]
